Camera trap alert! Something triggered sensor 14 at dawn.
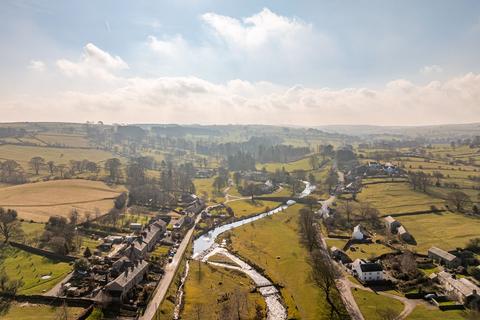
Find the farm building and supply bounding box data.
[352,224,367,240]
[352,259,384,282]
[105,260,149,302]
[330,246,352,264]
[428,247,461,268]
[435,271,480,309]
[384,216,401,233]
[397,225,415,244]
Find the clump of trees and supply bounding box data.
[447,191,471,212]
[0,160,27,184]
[40,214,77,255]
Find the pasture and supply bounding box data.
[35,133,91,148]
[229,204,335,319]
[0,303,84,320]
[227,199,279,218]
[0,144,118,169]
[181,261,266,319]
[0,180,126,222]
[0,246,72,295]
[258,156,313,172]
[397,211,480,253]
[357,182,445,215]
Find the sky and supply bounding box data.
[1,0,480,126]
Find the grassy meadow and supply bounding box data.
[181,261,266,319]
[0,246,72,295]
[227,199,279,218]
[351,289,404,320]
[229,204,333,320]
[397,211,480,253]
[0,179,125,222]
[0,303,84,320]
[259,156,313,172]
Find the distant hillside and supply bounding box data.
[317,123,480,139]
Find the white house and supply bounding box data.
[352,259,384,282]
[352,225,367,240]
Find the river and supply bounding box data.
[174,182,316,320]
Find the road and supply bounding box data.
[43,271,74,297]
[140,214,201,320]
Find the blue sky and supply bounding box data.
[1,0,480,125]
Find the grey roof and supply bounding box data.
[397,225,409,235]
[428,246,457,262]
[106,260,148,291]
[359,262,383,272]
[438,271,480,297]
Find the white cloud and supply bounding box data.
[28,60,46,71]
[145,8,334,81]
[56,43,128,80]
[421,64,443,75]
[201,8,312,51]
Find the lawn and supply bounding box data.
[0,179,126,222]
[227,199,280,218]
[229,204,334,319]
[406,304,467,320]
[0,246,72,295]
[346,242,394,261]
[357,182,445,215]
[0,303,84,320]
[181,261,266,319]
[396,211,480,253]
[351,289,404,320]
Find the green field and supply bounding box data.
[181,261,266,319]
[0,144,117,169]
[227,199,279,218]
[397,212,480,253]
[406,304,467,320]
[259,157,313,172]
[193,177,225,204]
[352,289,404,320]
[36,133,91,148]
[0,246,72,295]
[229,204,334,319]
[357,181,445,215]
[0,303,84,320]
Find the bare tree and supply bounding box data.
[299,207,317,251]
[29,156,45,175]
[47,161,56,175]
[447,191,471,212]
[310,249,346,320]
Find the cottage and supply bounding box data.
[330,246,352,264]
[397,225,415,244]
[352,225,367,240]
[384,216,401,233]
[352,259,384,282]
[105,260,149,301]
[428,247,461,268]
[435,271,480,309]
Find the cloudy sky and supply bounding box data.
[1,0,480,126]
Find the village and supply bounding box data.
[325,158,480,317]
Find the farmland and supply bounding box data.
[227,199,279,218]
[0,246,72,295]
[357,181,446,215]
[351,289,404,320]
[259,156,313,172]
[180,261,266,319]
[0,303,84,320]
[397,211,480,253]
[0,179,125,222]
[229,204,333,319]
[0,144,117,169]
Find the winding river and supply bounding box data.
[174,182,315,320]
